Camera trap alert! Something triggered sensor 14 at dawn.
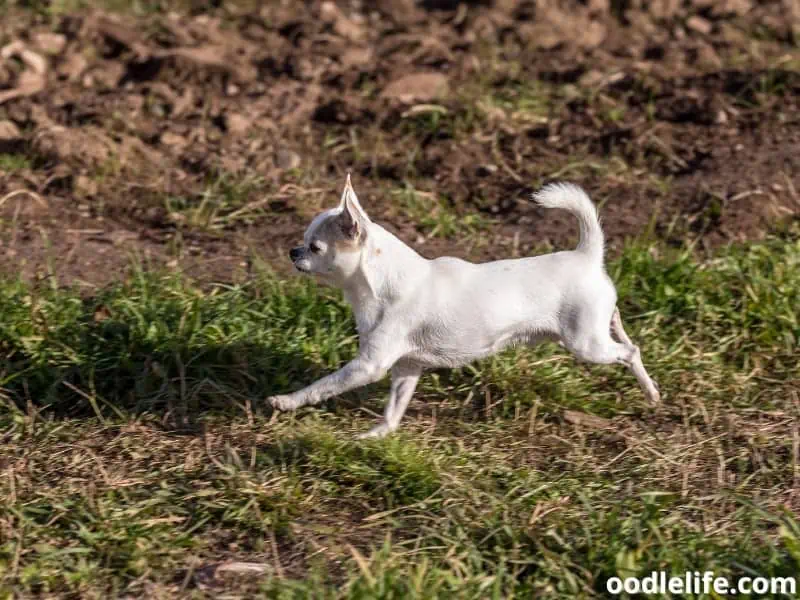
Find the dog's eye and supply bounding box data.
[309,242,322,254]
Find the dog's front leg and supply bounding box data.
[269,356,390,411]
[358,362,422,439]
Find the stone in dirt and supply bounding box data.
[686,16,712,35]
[275,149,301,170]
[0,120,22,144]
[160,131,188,148]
[33,33,67,55]
[340,47,372,68]
[57,53,89,82]
[691,42,722,69]
[648,0,682,19]
[320,1,366,43]
[707,0,751,17]
[34,125,115,166]
[224,112,251,136]
[0,41,48,106]
[380,72,449,103]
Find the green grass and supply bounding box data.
[393,184,490,239]
[0,153,33,173]
[7,0,210,16]
[478,80,556,124]
[164,171,269,230]
[0,234,799,597]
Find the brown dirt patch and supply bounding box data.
[0,1,798,286]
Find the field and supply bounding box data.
[0,0,799,598]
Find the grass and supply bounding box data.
[7,0,221,17]
[164,171,269,230]
[0,153,33,173]
[392,184,490,239]
[477,80,557,125]
[0,232,798,597]
[0,3,799,595]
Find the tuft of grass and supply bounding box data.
[165,172,268,230]
[0,233,798,597]
[0,153,33,172]
[481,80,555,123]
[393,184,490,239]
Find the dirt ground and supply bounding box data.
[0,0,799,288]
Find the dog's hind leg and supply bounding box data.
[610,308,660,403]
[610,307,634,345]
[357,362,422,439]
[565,308,661,405]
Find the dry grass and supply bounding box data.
[0,232,798,597]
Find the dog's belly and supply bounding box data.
[406,330,539,369]
[407,349,496,369]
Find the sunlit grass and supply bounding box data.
[0,233,798,597]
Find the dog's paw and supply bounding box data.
[268,394,301,412]
[356,423,392,440]
[648,381,662,405]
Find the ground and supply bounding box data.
[0,0,799,598]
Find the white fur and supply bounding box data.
[270,178,660,438]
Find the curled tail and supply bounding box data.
[532,182,605,263]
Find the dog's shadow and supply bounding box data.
[1,303,617,435]
[2,294,534,433]
[1,311,334,433]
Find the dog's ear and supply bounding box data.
[338,173,366,240]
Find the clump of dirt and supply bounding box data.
[0,1,798,286]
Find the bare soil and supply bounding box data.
[0,0,799,287]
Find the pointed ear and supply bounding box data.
[337,172,353,209]
[338,173,366,240]
[340,201,360,239]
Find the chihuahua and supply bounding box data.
[269,175,660,438]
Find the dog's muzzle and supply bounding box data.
[290,246,310,272]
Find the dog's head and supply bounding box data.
[290,174,369,283]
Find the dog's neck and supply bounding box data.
[340,223,427,329]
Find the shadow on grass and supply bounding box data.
[0,273,354,427]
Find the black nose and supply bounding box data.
[289,247,304,261]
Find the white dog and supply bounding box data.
[269,175,660,438]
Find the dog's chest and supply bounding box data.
[352,301,384,337]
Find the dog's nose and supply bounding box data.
[289,247,304,261]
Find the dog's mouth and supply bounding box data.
[293,260,311,273]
